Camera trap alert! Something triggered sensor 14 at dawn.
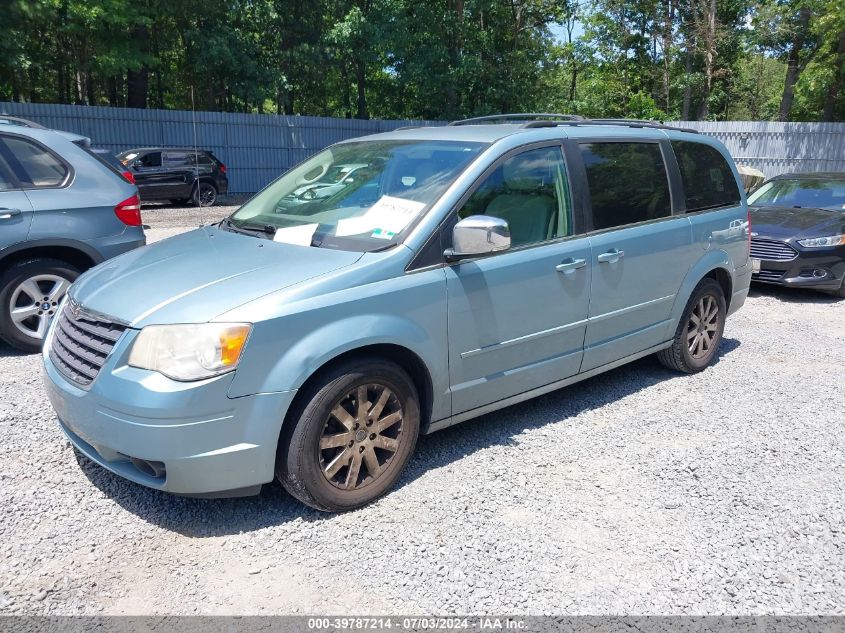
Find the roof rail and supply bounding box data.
[544,118,698,133]
[449,113,584,126]
[0,114,47,129]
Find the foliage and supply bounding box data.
[0,0,842,121]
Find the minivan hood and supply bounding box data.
[70,227,363,327]
[749,205,845,240]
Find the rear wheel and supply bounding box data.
[0,258,79,353]
[657,277,726,374]
[193,182,217,207]
[276,359,420,512]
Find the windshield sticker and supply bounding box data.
[334,196,425,238]
[273,223,318,246]
[371,228,396,239]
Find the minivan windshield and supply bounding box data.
[227,139,486,251]
[748,178,845,210]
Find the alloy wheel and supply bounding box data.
[686,294,720,360]
[197,183,217,206]
[9,274,70,340]
[318,384,405,490]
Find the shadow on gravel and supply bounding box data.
[0,341,32,358]
[77,338,741,536]
[749,283,842,304]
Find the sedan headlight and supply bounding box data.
[128,323,251,381]
[797,234,845,248]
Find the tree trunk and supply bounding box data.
[108,76,118,106]
[697,0,716,120]
[662,0,674,114]
[355,59,368,119]
[778,6,811,122]
[682,46,692,119]
[126,24,150,108]
[822,29,845,121]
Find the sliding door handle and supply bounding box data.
[597,249,624,264]
[556,258,587,274]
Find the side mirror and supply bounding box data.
[445,215,511,261]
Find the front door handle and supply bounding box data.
[555,258,587,274]
[0,208,21,220]
[597,249,624,264]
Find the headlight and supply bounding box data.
[797,234,845,248]
[128,323,251,381]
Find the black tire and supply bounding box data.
[657,277,726,374]
[829,279,845,299]
[276,358,420,512]
[0,258,79,353]
[193,182,217,207]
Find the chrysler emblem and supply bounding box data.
[67,299,82,320]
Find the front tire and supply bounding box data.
[276,359,420,512]
[657,277,726,374]
[0,258,79,353]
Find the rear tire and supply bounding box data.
[193,182,217,207]
[276,359,420,512]
[0,258,79,353]
[657,277,726,374]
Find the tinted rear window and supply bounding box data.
[672,141,741,212]
[0,135,68,187]
[580,142,672,230]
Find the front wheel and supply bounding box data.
[277,359,420,512]
[657,277,726,373]
[0,258,79,353]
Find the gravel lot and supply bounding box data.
[1,204,844,615]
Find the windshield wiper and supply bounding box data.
[220,217,276,238]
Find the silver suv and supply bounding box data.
[0,123,145,352]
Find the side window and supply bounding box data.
[139,152,162,168]
[579,142,671,230]
[672,141,741,212]
[458,146,572,247]
[165,151,190,166]
[0,136,68,187]
[0,159,15,191]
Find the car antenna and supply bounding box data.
[191,86,205,227]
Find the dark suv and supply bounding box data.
[117,148,228,206]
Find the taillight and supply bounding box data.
[115,194,142,226]
[121,170,136,184]
[218,163,227,174]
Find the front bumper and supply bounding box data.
[43,333,295,497]
[751,246,845,291]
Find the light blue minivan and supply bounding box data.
[42,115,751,511]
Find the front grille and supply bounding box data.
[753,269,785,283]
[750,238,798,261]
[49,303,126,387]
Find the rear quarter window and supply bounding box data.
[672,141,741,212]
[0,135,68,187]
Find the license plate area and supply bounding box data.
[751,258,761,273]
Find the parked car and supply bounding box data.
[747,172,845,297]
[91,148,135,185]
[0,126,145,352]
[117,147,228,206]
[43,115,751,511]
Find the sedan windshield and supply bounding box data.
[748,179,845,210]
[227,140,486,251]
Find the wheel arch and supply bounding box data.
[280,342,434,439]
[668,249,734,334]
[0,240,101,277]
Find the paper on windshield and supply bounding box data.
[273,223,318,246]
[335,196,425,237]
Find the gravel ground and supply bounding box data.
[1,206,844,615]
